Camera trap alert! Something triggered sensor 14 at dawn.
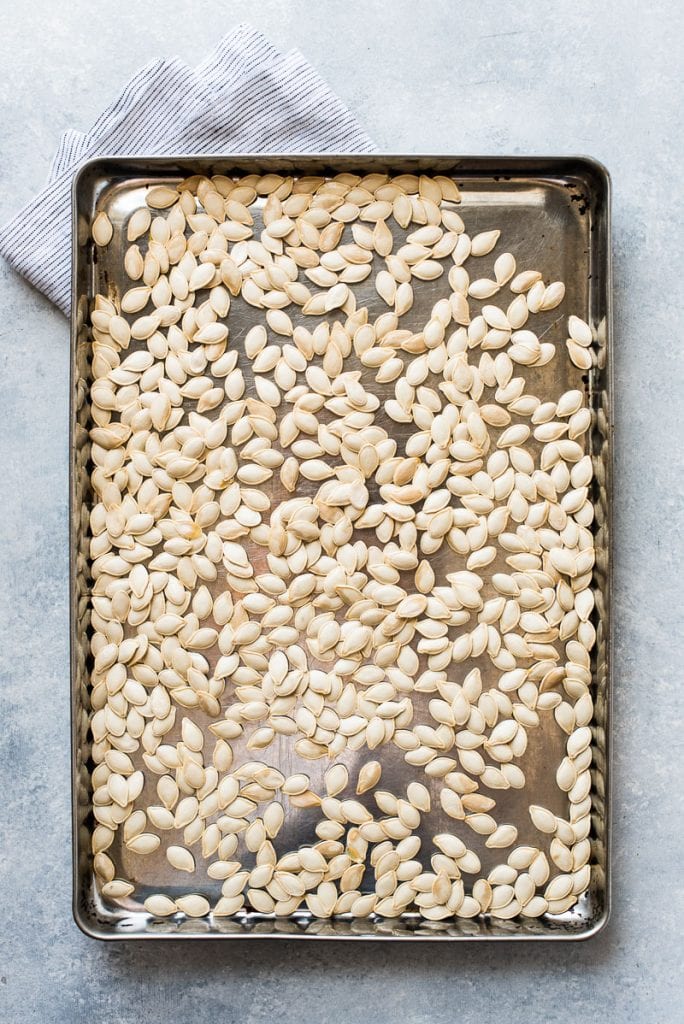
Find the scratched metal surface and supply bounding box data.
[70,156,611,939]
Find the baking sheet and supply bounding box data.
[71,156,611,939]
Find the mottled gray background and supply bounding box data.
[1,1,682,1022]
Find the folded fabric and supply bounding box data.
[0,23,375,314]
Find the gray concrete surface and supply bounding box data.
[0,1,682,1021]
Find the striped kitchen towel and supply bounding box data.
[0,23,376,314]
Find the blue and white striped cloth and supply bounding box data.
[0,24,375,314]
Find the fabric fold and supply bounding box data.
[0,23,375,314]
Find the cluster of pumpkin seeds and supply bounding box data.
[85,171,596,925]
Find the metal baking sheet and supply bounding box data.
[71,155,612,940]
